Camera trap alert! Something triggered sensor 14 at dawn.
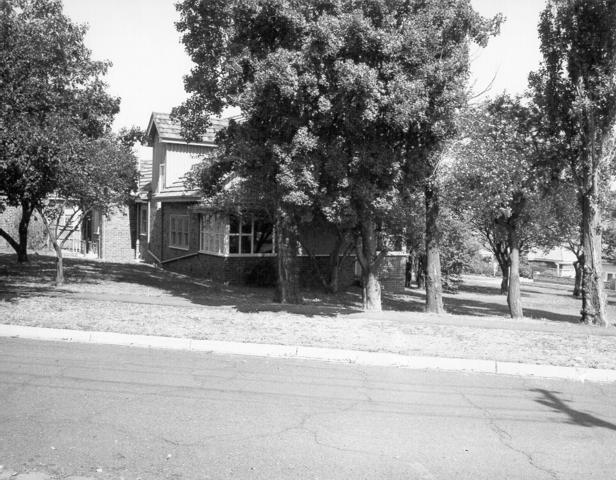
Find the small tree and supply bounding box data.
[0,0,118,262]
[35,135,137,285]
[530,0,616,326]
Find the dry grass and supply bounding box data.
[1,252,615,369]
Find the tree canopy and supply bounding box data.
[449,95,551,318]
[174,0,500,310]
[0,0,119,261]
[530,0,616,326]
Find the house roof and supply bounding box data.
[145,112,232,146]
[137,157,152,190]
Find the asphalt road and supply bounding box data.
[1,338,615,480]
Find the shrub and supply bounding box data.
[245,259,276,287]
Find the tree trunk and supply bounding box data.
[493,241,510,295]
[415,254,425,289]
[54,242,64,285]
[17,202,33,262]
[424,184,444,313]
[573,258,583,297]
[325,231,348,294]
[328,259,340,294]
[362,269,381,311]
[580,192,607,325]
[356,216,383,312]
[0,227,21,259]
[274,212,301,304]
[36,206,66,285]
[1,201,36,262]
[507,229,523,319]
[499,263,509,295]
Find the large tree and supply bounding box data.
[174,0,500,311]
[450,95,550,319]
[530,0,616,326]
[0,0,118,262]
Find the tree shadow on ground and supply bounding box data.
[1,252,604,321]
[0,252,361,316]
[531,389,616,431]
[385,287,580,324]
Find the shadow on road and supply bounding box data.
[532,389,616,431]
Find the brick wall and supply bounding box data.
[0,206,47,251]
[101,207,135,262]
[165,253,227,281]
[378,254,407,293]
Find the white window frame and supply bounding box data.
[228,214,275,257]
[139,206,148,236]
[169,214,189,250]
[199,214,227,255]
[159,163,166,191]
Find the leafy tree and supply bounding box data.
[449,95,549,319]
[174,0,500,310]
[36,135,137,285]
[530,0,616,326]
[0,0,118,262]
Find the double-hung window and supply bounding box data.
[169,215,189,249]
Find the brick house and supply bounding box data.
[136,112,407,292]
[79,155,151,262]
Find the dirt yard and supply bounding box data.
[1,252,615,369]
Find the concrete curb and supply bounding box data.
[2,324,615,383]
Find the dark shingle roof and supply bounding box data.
[146,112,232,145]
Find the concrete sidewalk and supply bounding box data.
[2,323,615,384]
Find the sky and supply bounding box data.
[62,0,547,133]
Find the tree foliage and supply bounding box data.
[174,0,500,310]
[449,95,550,318]
[530,0,616,326]
[38,135,138,284]
[0,0,119,262]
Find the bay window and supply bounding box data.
[199,213,274,256]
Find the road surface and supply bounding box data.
[1,338,615,479]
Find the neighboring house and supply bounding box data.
[529,246,616,289]
[137,112,407,291]
[528,247,577,278]
[80,206,136,262]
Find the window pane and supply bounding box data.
[241,215,253,234]
[253,219,273,253]
[229,214,239,234]
[240,235,252,254]
[229,235,239,254]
